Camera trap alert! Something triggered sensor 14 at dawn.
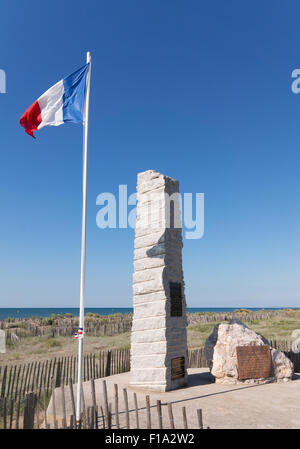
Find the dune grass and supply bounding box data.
[187,316,300,348]
[2,312,300,366]
[1,332,131,365]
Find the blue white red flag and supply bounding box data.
[19,64,89,138]
[74,328,83,339]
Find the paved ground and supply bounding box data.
[47,368,300,429]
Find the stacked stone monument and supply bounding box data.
[130,170,188,391]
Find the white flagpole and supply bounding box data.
[76,51,91,426]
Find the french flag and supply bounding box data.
[20,64,89,138]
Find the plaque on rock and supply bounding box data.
[236,345,273,380]
[170,282,183,317]
[171,357,185,380]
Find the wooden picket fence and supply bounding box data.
[0,348,208,400]
[187,309,300,325]
[0,349,130,400]
[0,378,208,429]
[3,309,300,341]
[1,341,300,429]
[1,343,299,402]
[0,391,50,429]
[188,348,209,368]
[4,320,132,341]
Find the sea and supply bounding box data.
[0,307,296,320]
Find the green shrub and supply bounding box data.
[46,338,61,348]
[7,323,19,329]
[234,309,250,314]
[100,318,109,324]
[42,318,54,326]
[6,340,16,349]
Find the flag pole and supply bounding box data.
[76,51,91,426]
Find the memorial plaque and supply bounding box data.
[236,345,273,380]
[171,357,185,380]
[170,282,182,317]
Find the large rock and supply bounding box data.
[205,320,293,384]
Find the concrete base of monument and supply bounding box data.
[46,368,300,429]
[129,374,187,392]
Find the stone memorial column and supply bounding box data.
[130,170,188,391]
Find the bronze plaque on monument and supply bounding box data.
[171,357,185,380]
[236,345,273,380]
[170,282,183,317]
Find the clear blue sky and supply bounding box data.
[1,0,300,308]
